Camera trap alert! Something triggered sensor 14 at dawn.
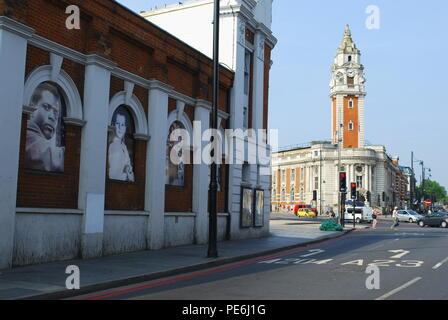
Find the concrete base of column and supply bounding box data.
[81,233,103,259]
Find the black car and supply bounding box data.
[417,212,448,228]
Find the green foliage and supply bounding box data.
[416,180,447,202]
[320,220,343,232]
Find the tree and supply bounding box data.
[416,180,447,202]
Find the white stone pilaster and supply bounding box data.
[193,100,210,244]
[0,17,35,269]
[146,80,172,250]
[78,55,115,259]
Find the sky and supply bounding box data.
[117,0,448,189]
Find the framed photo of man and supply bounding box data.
[25,82,66,172]
[254,189,265,227]
[240,187,254,228]
[108,106,135,182]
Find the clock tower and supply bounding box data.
[330,25,366,148]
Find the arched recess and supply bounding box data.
[109,92,149,138]
[23,65,83,122]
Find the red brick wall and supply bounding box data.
[12,0,235,212]
[17,114,81,209]
[343,95,359,148]
[105,76,147,211]
[105,139,146,211]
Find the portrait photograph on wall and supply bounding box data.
[240,187,254,228]
[108,105,135,182]
[254,189,265,227]
[25,81,66,172]
[166,121,185,186]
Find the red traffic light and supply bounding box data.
[351,183,356,188]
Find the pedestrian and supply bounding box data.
[330,208,336,219]
[391,206,399,230]
[372,207,378,230]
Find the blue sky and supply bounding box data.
[118,0,448,189]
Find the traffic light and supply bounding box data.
[367,191,371,202]
[313,190,317,201]
[350,182,357,200]
[382,192,386,202]
[339,172,347,193]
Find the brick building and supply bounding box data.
[0,0,275,269]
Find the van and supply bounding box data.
[344,206,373,224]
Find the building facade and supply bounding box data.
[271,25,407,214]
[0,0,275,269]
[142,0,277,238]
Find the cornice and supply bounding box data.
[0,16,35,39]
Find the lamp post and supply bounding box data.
[208,0,220,258]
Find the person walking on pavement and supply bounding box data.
[372,207,378,230]
[391,207,399,230]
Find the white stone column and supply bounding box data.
[78,55,115,259]
[193,100,210,244]
[0,17,35,269]
[145,80,172,250]
[252,32,265,131]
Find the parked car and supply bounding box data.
[297,209,317,218]
[397,210,424,223]
[417,212,448,228]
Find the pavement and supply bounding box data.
[0,215,366,300]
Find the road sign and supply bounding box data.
[425,200,432,206]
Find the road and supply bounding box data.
[72,219,448,300]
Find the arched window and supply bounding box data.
[166,121,186,186]
[108,105,135,182]
[25,81,67,173]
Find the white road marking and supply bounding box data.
[375,277,422,300]
[300,249,325,258]
[388,250,410,259]
[433,257,448,270]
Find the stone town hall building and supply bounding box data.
[0,0,276,269]
[271,25,408,214]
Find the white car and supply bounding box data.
[344,206,373,224]
[397,210,423,223]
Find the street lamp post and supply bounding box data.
[208,0,220,258]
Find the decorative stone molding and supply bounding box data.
[23,65,84,121]
[109,91,149,137]
[0,16,35,39]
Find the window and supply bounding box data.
[300,168,304,182]
[347,76,354,87]
[282,169,286,184]
[290,186,295,202]
[314,177,319,190]
[273,171,277,185]
[348,121,354,131]
[357,176,363,189]
[291,169,295,182]
[282,189,286,201]
[348,55,352,62]
[348,100,354,108]
[244,50,251,95]
[242,163,250,183]
[243,106,248,130]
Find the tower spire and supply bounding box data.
[339,24,359,54]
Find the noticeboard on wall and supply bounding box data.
[240,187,254,228]
[254,189,265,227]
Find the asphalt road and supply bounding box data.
[72,220,448,300]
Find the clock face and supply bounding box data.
[347,69,355,78]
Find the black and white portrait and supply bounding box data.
[108,106,135,182]
[25,82,65,172]
[166,121,185,186]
